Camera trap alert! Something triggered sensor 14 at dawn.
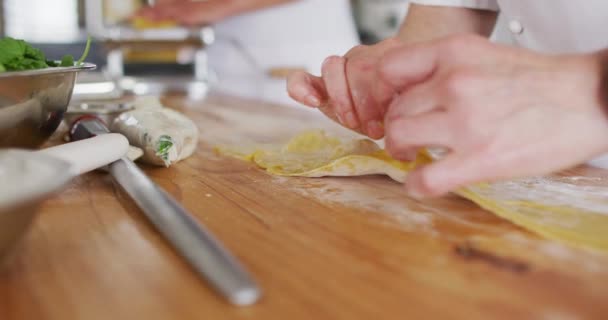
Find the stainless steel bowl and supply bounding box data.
[0,150,75,263]
[0,63,96,148]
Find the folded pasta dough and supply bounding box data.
[216,130,608,252]
[111,97,198,167]
[217,130,431,181]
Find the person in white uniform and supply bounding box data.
[138,0,360,105]
[288,1,608,198]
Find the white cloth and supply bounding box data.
[410,0,608,53]
[207,0,360,105]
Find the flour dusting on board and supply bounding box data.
[272,176,435,232]
[468,176,608,215]
[454,174,608,252]
[471,176,608,215]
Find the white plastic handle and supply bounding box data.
[38,134,129,175]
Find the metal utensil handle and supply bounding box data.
[69,117,261,305]
[109,158,260,306]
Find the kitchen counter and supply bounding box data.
[2,94,608,320]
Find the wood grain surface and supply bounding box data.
[2,94,608,320]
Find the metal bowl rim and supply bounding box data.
[0,62,97,78]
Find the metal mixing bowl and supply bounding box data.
[0,63,96,148]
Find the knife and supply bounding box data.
[69,116,261,306]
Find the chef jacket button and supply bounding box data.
[508,20,524,34]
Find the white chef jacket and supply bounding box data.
[411,0,608,53]
[207,0,360,105]
[412,0,608,168]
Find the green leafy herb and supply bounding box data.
[77,36,92,66]
[0,38,26,65]
[60,55,74,67]
[0,36,92,73]
[155,135,174,163]
[24,44,45,61]
[0,37,46,71]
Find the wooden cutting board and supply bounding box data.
[2,94,608,320]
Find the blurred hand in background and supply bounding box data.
[135,0,295,26]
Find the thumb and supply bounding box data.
[404,152,485,198]
[378,41,440,92]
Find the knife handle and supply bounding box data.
[69,115,111,140]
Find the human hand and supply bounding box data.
[287,38,403,139]
[135,0,239,26]
[135,0,294,26]
[380,34,608,197]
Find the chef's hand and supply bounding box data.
[380,34,608,198]
[136,0,231,25]
[287,38,403,139]
[136,0,293,26]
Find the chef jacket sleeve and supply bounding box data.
[409,0,499,11]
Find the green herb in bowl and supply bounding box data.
[0,36,92,72]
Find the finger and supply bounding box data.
[321,56,360,129]
[371,77,395,116]
[344,57,386,138]
[385,81,441,121]
[156,0,182,4]
[144,4,181,21]
[317,103,341,125]
[166,4,204,24]
[398,148,421,162]
[180,3,226,25]
[135,6,163,20]
[379,41,440,92]
[146,1,209,25]
[344,44,369,57]
[134,0,196,23]
[287,71,326,107]
[286,69,351,129]
[384,111,452,160]
[404,152,486,198]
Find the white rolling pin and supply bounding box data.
[38,133,129,175]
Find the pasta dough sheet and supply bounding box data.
[217,130,608,252]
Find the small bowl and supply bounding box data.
[0,150,75,263]
[0,63,96,148]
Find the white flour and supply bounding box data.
[272,176,435,232]
[270,172,608,265]
[467,176,608,215]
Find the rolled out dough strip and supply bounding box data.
[216,130,608,252]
